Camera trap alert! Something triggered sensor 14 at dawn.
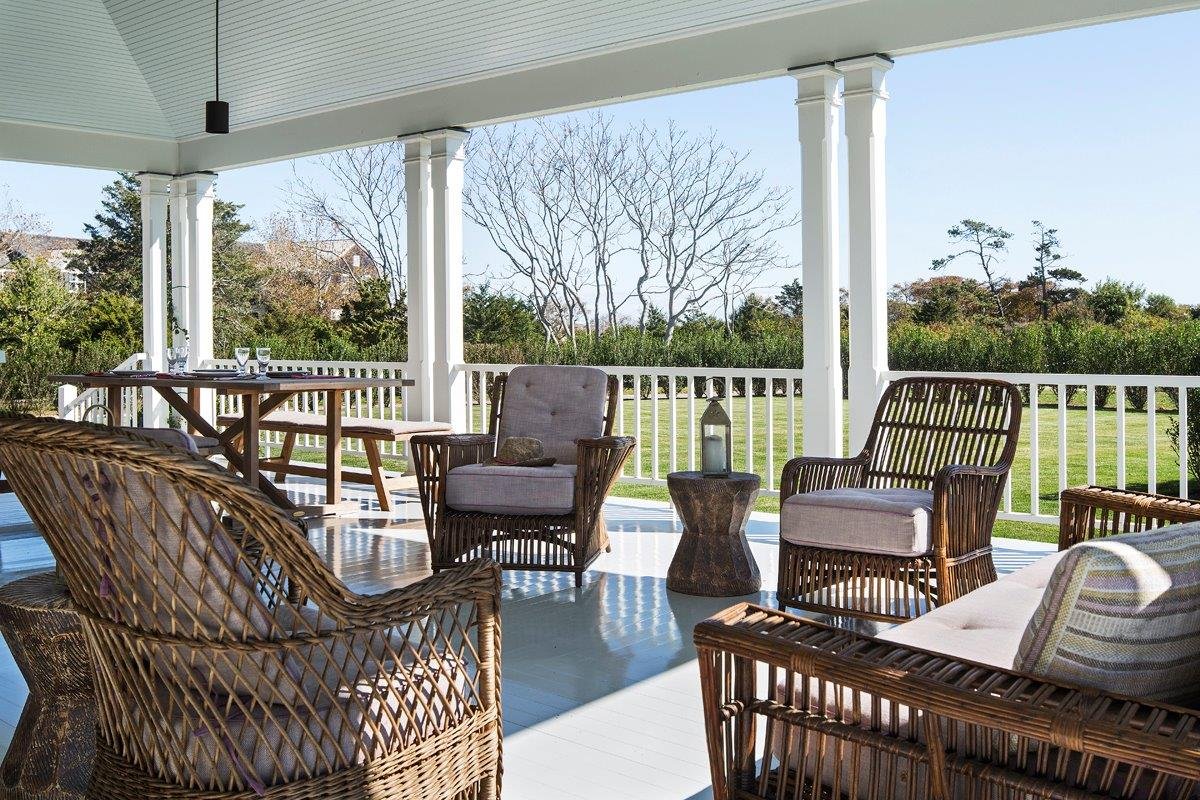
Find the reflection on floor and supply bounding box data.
[0,481,1053,799]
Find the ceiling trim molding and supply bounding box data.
[0,119,178,173]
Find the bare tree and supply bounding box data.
[0,186,48,261]
[545,113,633,337]
[614,122,797,343]
[289,143,406,299]
[465,126,592,345]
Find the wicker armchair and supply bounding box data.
[0,417,502,800]
[411,365,634,588]
[778,376,1022,621]
[696,486,1200,800]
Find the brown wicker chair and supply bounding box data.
[0,417,502,800]
[411,365,634,588]
[778,376,1022,621]
[696,486,1200,800]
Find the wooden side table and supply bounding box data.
[666,471,761,596]
[0,573,94,800]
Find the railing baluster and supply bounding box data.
[744,374,753,474]
[1086,384,1097,485]
[787,378,796,460]
[687,375,696,471]
[1181,386,1190,499]
[1147,383,1157,495]
[651,373,660,480]
[1057,383,1067,500]
[668,374,677,475]
[765,378,774,491]
[1116,382,1127,489]
[634,375,643,480]
[1029,382,1039,518]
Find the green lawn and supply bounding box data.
[280,386,1195,547]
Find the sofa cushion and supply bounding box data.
[445,463,576,516]
[877,550,1067,668]
[498,365,608,465]
[780,487,934,557]
[1014,524,1200,704]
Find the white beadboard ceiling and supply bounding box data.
[3,0,1198,171]
[3,0,837,140]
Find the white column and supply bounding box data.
[429,130,469,430]
[401,135,435,422]
[792,65,844,457]
[169,177,191,342]
[138,173,170,426]
[841,55,892,452]
[177,173,217,421]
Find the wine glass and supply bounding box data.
[255,347,272,378]
[234,347,251,377]
[173,341,190,374]
[165,346,177,375]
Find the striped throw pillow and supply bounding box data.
[1014,524,1200,704]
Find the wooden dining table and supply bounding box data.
[51,371,414,514]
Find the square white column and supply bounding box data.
[138,172,171,426]
[169,177,191,342]
[173,173,217,422]
[401,136,435,422]
[841,55,892,451]
[792,65,844,457]
[429,130,469,430]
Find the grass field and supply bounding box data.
[283,387,1196,546]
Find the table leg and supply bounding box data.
[105,386,122,426]
[244,393,261,490]
[326,389,343,504]
[186,387,200,435]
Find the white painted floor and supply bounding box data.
[0,481,1053,799]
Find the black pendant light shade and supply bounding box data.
[204,0,229,134]
[205,100,229,135]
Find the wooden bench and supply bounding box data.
[217,411,453,511]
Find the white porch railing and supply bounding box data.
[57,353,147,425]
[58,357,1200,528]
[205,359,411,458]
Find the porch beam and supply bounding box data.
[401,135,435,422]
[137,173,171,426]
[841,55,892,451]
[429,130,469,430]
[793,65,844,458]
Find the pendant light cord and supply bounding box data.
[214,0,220,101]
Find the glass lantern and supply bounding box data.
[700,396,732,478]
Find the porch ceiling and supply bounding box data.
[2,0,1198,173]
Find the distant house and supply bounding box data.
[240,238,376,320]
[0,234,86,292]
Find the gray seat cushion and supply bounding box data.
[498,365,608,465]
[445,463,577,516]
[780,487,934,557]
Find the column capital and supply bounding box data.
[838,54,892,99]
[428,128,469,161]
[790,64,842,108]
[136,172,172,195]
[402,136,431,163]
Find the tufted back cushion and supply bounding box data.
[498,366,608,465]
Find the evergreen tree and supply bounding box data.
[1022,221,1084,320]
[339,278,407,348]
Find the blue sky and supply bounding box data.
[3,9,1199,301]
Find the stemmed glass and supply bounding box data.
[173,341,189,374]
[255,347,272,378]
[165,346,177,375]
[234,347,251,377]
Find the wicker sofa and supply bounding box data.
[696,485,1200,800]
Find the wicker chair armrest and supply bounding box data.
[334,558,501,627]
[573,436,636,527]
[778,452,869,502]
[1058,485,1200,550]
[694,603,1200,787]
[410,434,496,544]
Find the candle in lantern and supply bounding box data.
[700,396,732,477]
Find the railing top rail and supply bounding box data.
[886,369,1200,387]
[459,363,805,379]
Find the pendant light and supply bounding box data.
[204,0,229,134]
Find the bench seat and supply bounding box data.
[216,411,452,511]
